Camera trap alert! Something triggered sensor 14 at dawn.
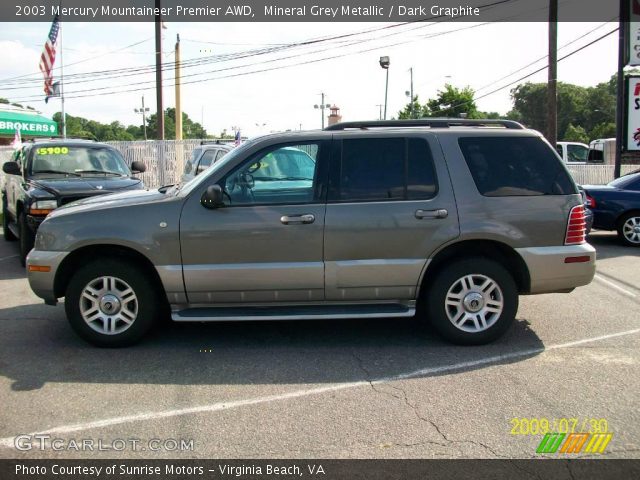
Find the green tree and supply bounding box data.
[426,84,479,118]
[590,122,616,140]
[397,95,424,119]
[563,124,589,143]
[147,108,208,139]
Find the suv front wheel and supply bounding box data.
[65,259,160,347]
[425,258,518,345]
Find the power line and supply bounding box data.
[0,0,519,90]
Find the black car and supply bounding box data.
[2,139,146,264]
[582,171,640,247]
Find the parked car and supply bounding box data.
[582,171,640,246]
[25,119,595,347]
[2,139,146,265]
[181,142,232,183]
[556,141,589,164]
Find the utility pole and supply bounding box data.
[175,33,182,140]
[134,96,150,140]
[615,0,628,179]
[154,0,164,140]
[314,93,330,129]
[547,0,558,146]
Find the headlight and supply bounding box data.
[30,199,58,216]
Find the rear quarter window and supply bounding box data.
[458,136,576,196]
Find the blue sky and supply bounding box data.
[0,21,619,137]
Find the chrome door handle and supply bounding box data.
[280,214,315,225]
[415,209,448,219]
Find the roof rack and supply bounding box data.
[324,118,524,131]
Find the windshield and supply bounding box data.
[30,145,130,177]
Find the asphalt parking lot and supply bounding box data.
[0,231,638,460]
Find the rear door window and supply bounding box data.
[332,137,438,202]
[458,136,576,196]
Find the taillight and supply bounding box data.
[565,205,586,245]
[585,194,596,209]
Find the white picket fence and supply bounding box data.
[1,143,639,190]
[565,164,638,186]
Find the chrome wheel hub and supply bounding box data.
[623,217,640,244]
[445,274,504,333]
[79,276,138,335]
[463,292,485,312]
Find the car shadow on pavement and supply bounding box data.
[588,231,640,260]
[0,302,544,392]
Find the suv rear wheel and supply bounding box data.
[424,258,518,345]
[65,259,159,347]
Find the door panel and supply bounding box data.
[324,134,459,301]
[180,204,326,303]
[179,140,328,304]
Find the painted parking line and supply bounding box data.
[0,255,19,262]
[1,327,639,449]
[594,274,637,298]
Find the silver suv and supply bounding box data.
[25,119,596,347]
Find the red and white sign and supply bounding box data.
[627,77,640,150]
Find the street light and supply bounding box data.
[314,92,330,129]
[379,56,390,120]
[134,95,150,140]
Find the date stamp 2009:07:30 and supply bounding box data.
[510,418,613,455]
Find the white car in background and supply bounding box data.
[556,141,589,164]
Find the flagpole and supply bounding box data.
[59,18,66,139]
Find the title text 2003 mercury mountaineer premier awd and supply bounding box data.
[26,119,596,347]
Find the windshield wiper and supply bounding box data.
[75,170,124,176]
[32,169,81,177]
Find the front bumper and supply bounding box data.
[516,244,596,294]
[26,250,69,302]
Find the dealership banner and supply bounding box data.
[0,0,620,22]
[627,76,640,151]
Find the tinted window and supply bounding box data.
[336,137,437,202]
[184,148,202,175]
[459,136,576,196]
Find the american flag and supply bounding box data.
[234,129,241,146]
[39,14,60,97]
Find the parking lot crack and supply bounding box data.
[350,352,509,459]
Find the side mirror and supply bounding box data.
[130,161,146,174]
[2,161,21,175]
[201,185,224,209]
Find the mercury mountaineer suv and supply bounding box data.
[25,119,596,347]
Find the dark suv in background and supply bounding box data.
[25,120,595,347]
[2,139,146,265]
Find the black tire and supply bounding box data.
[65,258,160,347]
[423,257,518,345]
[18,212,34,267]
[2,197,16,241]
[617,212,640,247]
